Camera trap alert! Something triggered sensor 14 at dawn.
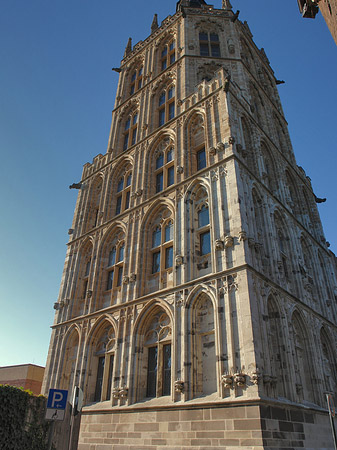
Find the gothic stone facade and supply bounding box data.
[43,1,337,448]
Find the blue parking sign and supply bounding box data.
[47,389,68,410]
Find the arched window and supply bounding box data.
[267,297,286,398]
[115,171,132,216]
[199,32,220,57]
[155,146,175,193]
[151,220,173,275]
[320,328,337,397]
[87,324,116,403]
[86,177,103,231]
[274,212,291,281]
[240,116,257,173]
[160,40,175,71]
[130,66,143,95]
[291,312,315,403]
[142,208,174,295]
[97,230,125,310]
[123,111,138,151]
[136,308,172,400]
[190,294,216,398]
[106,242,124,291]
[261,143,277,194]
[186,114,207,175]
[73,242,93,318]
[158,85,175,127]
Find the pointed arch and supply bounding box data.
[320,327,337,396]
[266,295,287,398]
[144,132,176,199]
[95,224,126,311]
[184,110,207,176]
[132,301,173,401]
[84,317,117,404]
[240,115,257,174]
[59,326,80,393]
[260,141,278,194]
[187,291,217,398]
[85,174,104,232]
[291,310,315,403]
[137,199,175,296]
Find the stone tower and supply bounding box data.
[43,1,337,448]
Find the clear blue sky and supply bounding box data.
[0,0,336,368]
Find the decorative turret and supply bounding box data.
[124,37,132,58]
[151,14,159,33]
[222,0,232,9]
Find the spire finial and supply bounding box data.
[124,37,132,58]
[222,0,232,9]
[151,14,159,34]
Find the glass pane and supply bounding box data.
[211,44,221,57]
[199,32,208,41]
[108,248,116,267]
[156,172,163,193]
[200,231,211,256]
[169,41,175,51]
[117,178,124,192]
[167,166,174,187]
[132,113,138,125]
[139,67,143,76]
[152,227,161,248]
[161,47,167,58]
[156,153,164,169]
[166,148,173,163]
[159,108,165,126]
[123,134,129,151]
[197,148,206,170]
[94,356,105,402]
[165,222,173,242]
[106,356,114,401]
[152,251,161,274]
[131,71,137,82]
[125,191,130,210]
[170,53,175,65]
[116,266,123,287]
[161,60,167,71]
[163,344,171,396]
[118,245,125,262]
[198,205,210,228]
[137,79,142,89]
[146,347,158,397]
[116,196,122,215]
[130,85,135,95]
[210,33,219,42]
[125,118,131,130]
[107,269,114,290]
[168,102,175,120]
[126,173,132,187]
[131,127,137,146]
[168,87,175,99]
[159,92,166,106]
[165,246,173,269]
[200,43,210,56]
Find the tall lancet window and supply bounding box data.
[158,85,175,127]
[155,146,175,193]
[160,40,175,71]
[115,171,132,216]
[123,111,138,151]
[130,66,143,95]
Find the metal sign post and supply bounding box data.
[325,393,337,450]
[45,389,69,450]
